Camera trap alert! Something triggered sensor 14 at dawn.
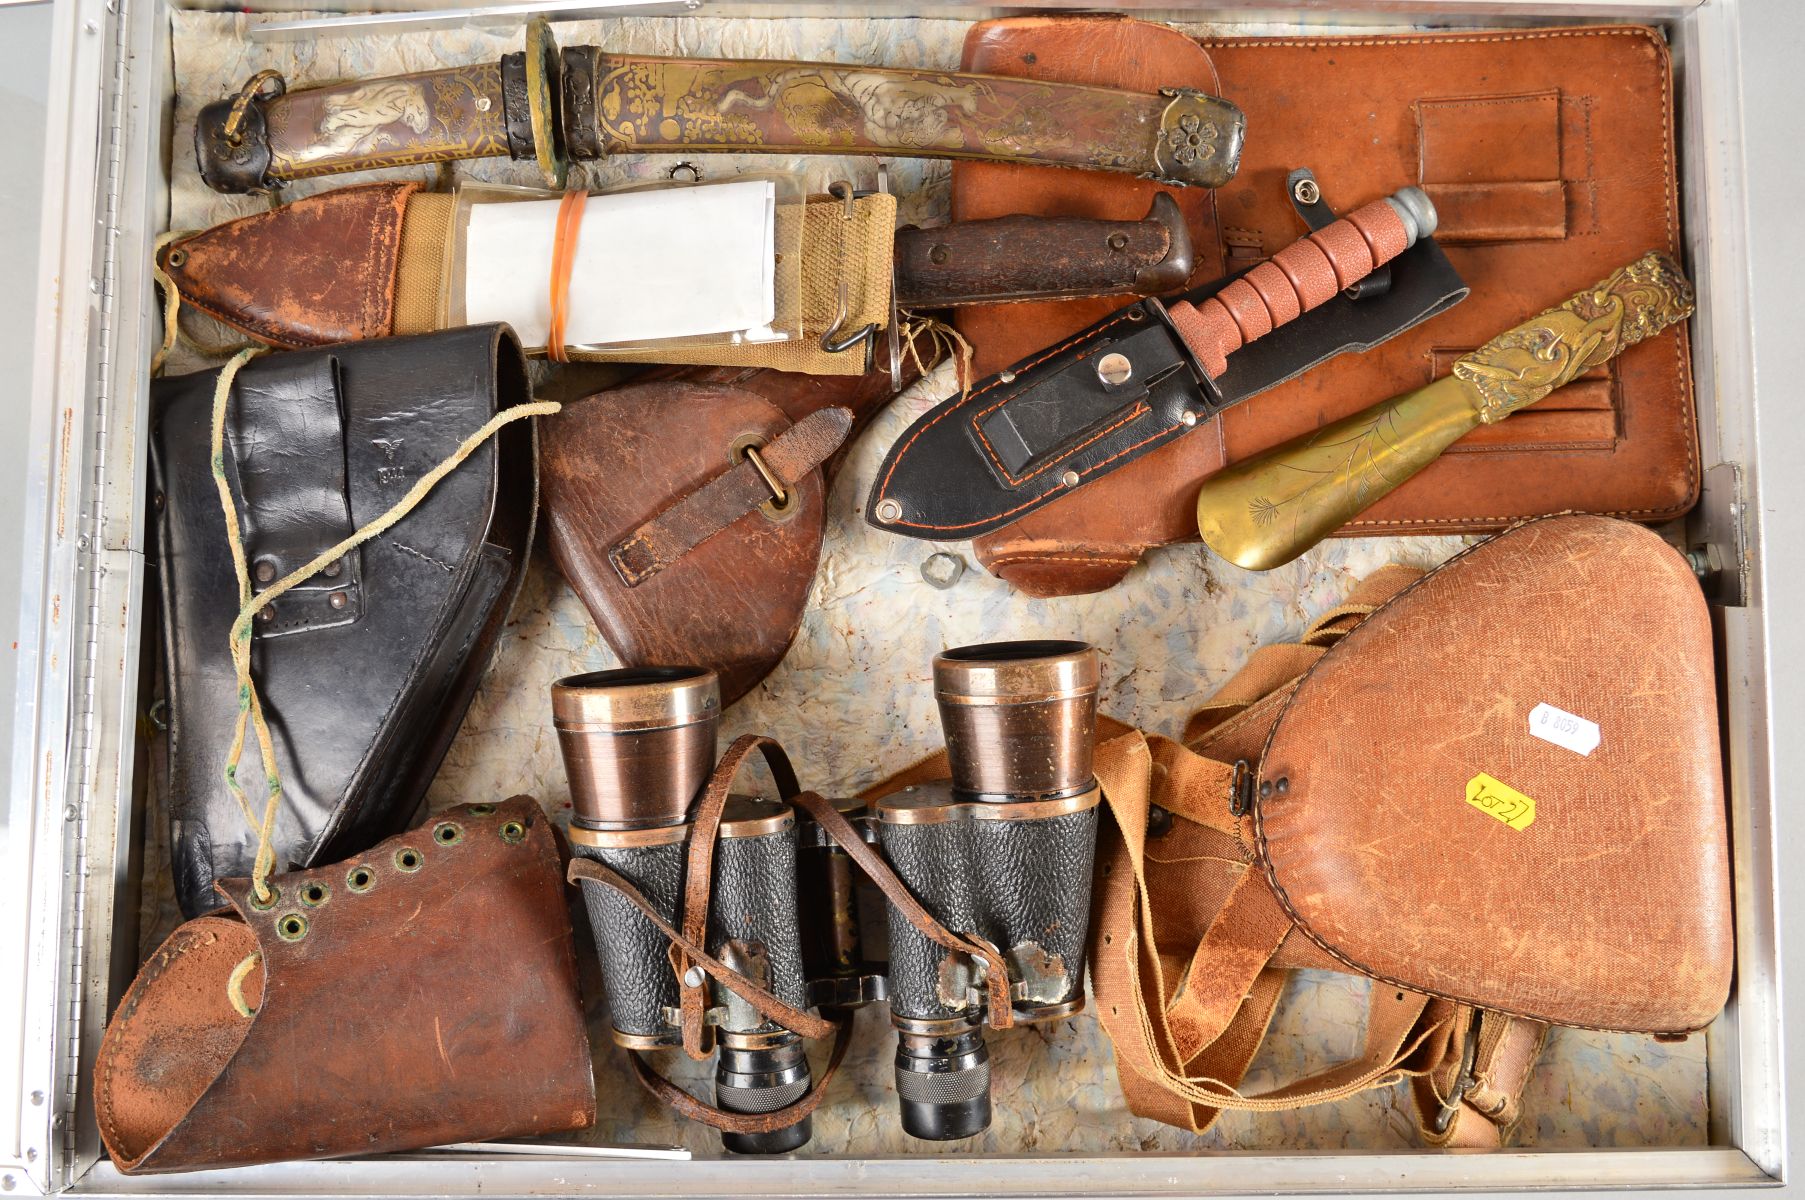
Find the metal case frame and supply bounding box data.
[0,0,1784,1195]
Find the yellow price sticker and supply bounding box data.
[1465,772,1536,831]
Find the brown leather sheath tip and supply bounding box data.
[93,797,595,1173]
[162,181,419,348]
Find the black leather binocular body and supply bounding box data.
[554,641,1102,1152]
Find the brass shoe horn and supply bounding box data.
[1193,251,1696,571]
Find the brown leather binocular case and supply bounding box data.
[94,798,596,1173]
[555,641,1101,1152]
[1085,514,1733,1144]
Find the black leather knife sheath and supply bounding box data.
[866,238,1468,541]
[150,325,538,919]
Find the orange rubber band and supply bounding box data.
[546,188,588,362]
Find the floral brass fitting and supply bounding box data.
[1150,88,1245,189]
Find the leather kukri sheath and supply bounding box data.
[945,18,1698,597]
[193,20,1243,195]
[150,326,538,920]
[94,797,596,1173]
[541,348,933,705]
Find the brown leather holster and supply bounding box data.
[541,351,932,705]
[954,18,1697,597]
[1085,515,1732,1142]
[94,798,596,1173]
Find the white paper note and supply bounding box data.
[462,180,776,347]
[1527,702,1601,757]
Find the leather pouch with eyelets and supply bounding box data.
[539,352,931,706]
[150,326,540,920]
[93,797,596,1174]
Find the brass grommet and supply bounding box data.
[346,865,376,893]
[395,847,424,872]
[499,820,527,844]
[276,913,308,942]
[248,884,280,911]
[299,881,330,908]
[166,247,187,268]
[433,821,464,846]
[469,803,496,817]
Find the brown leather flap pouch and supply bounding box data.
[94,798,596,1174]
[1252,516,1733,1034]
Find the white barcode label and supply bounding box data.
[1528,703,1600,757]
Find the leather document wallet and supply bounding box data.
[953,20,1696,597]
[149,326,538,919]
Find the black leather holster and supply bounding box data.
[149,325,537,919]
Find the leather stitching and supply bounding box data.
[1202,26,1696,533]
[971,399,1151,489]
[1245,516,1709,1037]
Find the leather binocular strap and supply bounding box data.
[786,789,1017,1031]
[546,188,587,362]
[607,406,854,587]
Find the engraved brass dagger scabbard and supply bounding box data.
[196,19,1245,195]
[1193,251,1696,571]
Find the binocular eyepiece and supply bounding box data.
[554,640,1101,1152]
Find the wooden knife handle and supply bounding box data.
[893,194,1194,309]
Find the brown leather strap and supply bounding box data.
[788,790,1016,1030]
[1165,197,1411,377]
[674,735,803,1058]
[1412,1008,1549,1147]
[608,407,855,588]
[626,1012,856,1136]
[565,856,834,1042]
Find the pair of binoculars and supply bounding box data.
[553,641,1102,1153]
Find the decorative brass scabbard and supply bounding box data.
[1193,251,1696,571]
[196,20,1244,195]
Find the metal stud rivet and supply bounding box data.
[1096,352,1133,387]
[328,592,348,610]
[929,244,949,264]
[1259,780,1273,798]
[1293,177,1321,205]
[258,606,276,623]
[1060,470,1081,488]
[254,560,276,584]
[1107,232,1129,251]
[999,370,1017,383]
[1275,777,1290,795]
[323,560,343,578]
[683,967,705,988]
[1180,410,1198,427]
[874,498,903,523]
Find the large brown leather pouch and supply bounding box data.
[94,797,595,1173]
[955,20,1696,597]
[1087,515,1732,1143]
